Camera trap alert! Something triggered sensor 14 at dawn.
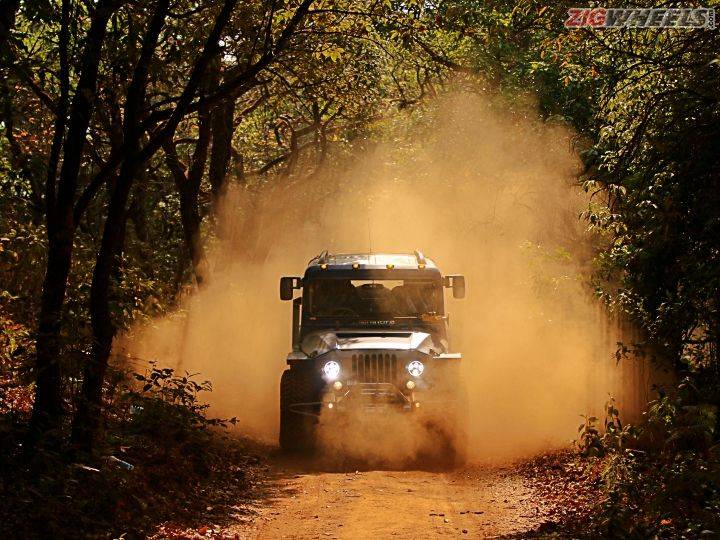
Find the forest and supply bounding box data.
[0,0,718,538]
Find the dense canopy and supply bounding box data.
[0,0,718,537]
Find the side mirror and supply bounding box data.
[280,276,302,301]
[443,274,466,299]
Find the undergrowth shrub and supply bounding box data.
[117,363,237,476]
[1,362,246,538]
[578,386,720,537]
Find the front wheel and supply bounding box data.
[279,367,320,452]
[425,370,469,466]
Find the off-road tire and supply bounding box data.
[279,367,320,452]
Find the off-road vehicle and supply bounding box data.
[278,251,466,452]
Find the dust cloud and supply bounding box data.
[120,90,647,462]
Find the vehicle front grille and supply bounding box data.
[351,353,398,383]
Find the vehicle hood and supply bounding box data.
[301,330,447,357]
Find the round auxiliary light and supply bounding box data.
[406,380,416,390]
[323,360,341,380]
[320,263,328,270]
[352,262,360,269]
[333,380,343,391]
[407,360,425,378]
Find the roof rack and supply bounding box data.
[308,250,330,266]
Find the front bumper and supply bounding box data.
[285,381,422,418]
[311,381,458,418]
[327,382,417,413]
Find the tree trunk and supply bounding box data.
[163,57,218,285]
[0,0,19,60]
[164,140,209,286]
[208,97,236,202]
[183,67,215,285]
[71,0,170,453]
[71,155,139,452]
[71,0,239,452]
[29,0,117,444]
[31,232,73,441]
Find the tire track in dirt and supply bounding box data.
[237,455,552,539]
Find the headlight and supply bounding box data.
[407,360,424,377]
[322,360,341,380]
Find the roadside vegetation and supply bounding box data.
[1,0,718,537]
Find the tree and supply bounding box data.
[30,0,121,443]
[72,0,321,452]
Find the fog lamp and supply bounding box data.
[406,380,416,390]
[323,360,341,380]
[406,360,424,377]
[333,380,343,391]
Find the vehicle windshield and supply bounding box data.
[305,278,442,319]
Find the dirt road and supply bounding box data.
[238,456,552,539]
